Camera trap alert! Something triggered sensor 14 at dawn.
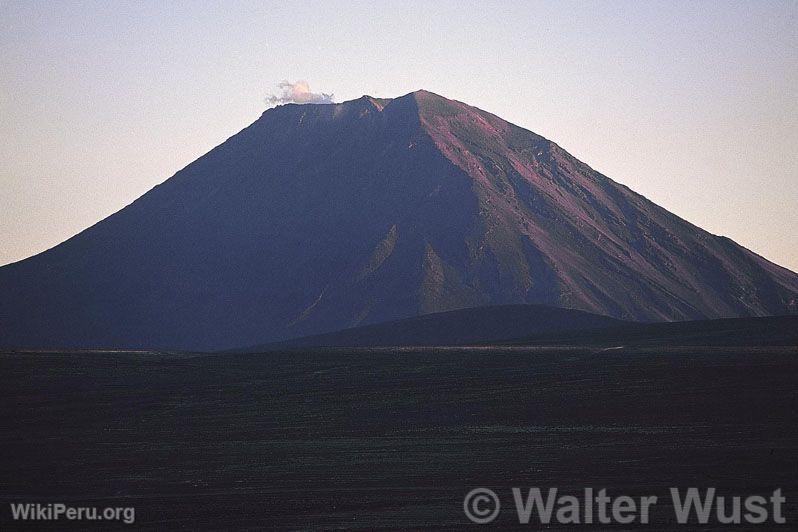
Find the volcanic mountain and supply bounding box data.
[2,90,797,350]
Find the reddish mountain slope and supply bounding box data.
[1,90,796,350]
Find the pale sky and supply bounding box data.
[2,0,797,271]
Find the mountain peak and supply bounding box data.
[406,88,449,99]
[402,89,462,109]
[340,90,454,112]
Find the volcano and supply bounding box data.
[2,90,797,350]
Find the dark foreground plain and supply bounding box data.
[1,345,796,529]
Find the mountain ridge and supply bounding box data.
[1,89,796,350]
[240,303,627,351]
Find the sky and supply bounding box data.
[1,0,797,271]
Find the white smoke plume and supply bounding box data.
[265,80,334,105]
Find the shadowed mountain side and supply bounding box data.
[240,305,628,350]
[1,90,797,351]
[507,315,798,347]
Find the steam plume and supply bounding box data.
[266,80,334,105]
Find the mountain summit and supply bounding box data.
[2,90,797,350]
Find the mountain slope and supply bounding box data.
[1,90,797,350]
[242,304,627,350]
